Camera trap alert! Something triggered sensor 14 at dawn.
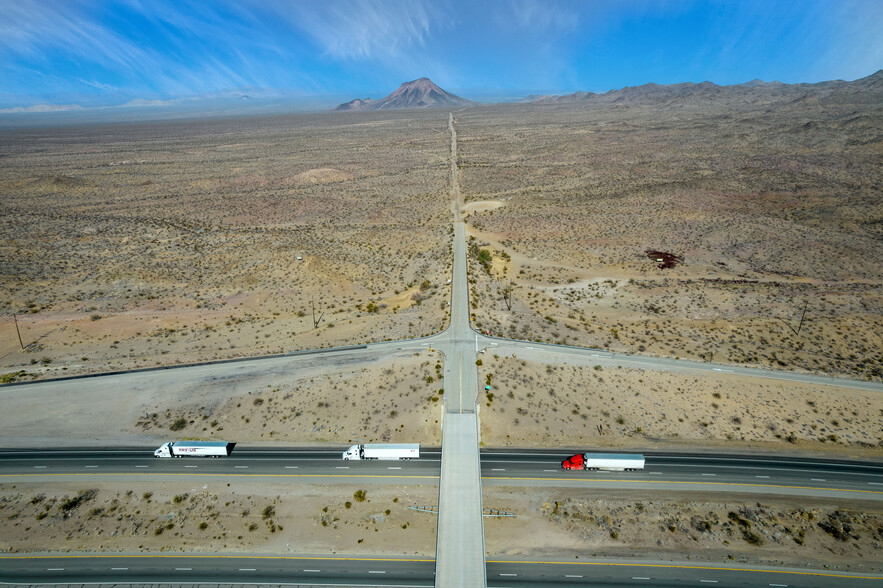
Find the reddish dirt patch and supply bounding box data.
[645,250,684,269]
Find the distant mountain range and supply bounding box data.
[4,71,879,123]
[334,78,475,111]
[523,70,883,106]
[331,71,881,113]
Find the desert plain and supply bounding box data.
[1,73,882,572]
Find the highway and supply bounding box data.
[2,554,881,586]
[1,448,880,500]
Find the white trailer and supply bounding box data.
[562,452,644,471]
[154,441,235,458]
[342,443,419,461]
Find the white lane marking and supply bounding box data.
[388,466,402,470]
[234,465,248,469]
[185,465,197,468]
[304,569,321,572]
[85,465,98,468]
[869,482,883,486]
[110,567,128,570]
[336,466,350,469]
[238,568,256,571]
[769,584,789,587]
[46,568,64,571]
[34,465,47,469]
[811,478,825,482]
[175,568,192,571]
[565,574,584,578]
[632,577,650,580]
[492,468,506,471]
[526,347,536,350]
[500,573,517,576]
[648,471,662,475]
[285,466,299,469]
[543,469,557,472]
[701,473,716,476]
[591,354,600,357]
[368,570,386,574]
[712,368,734,373]
[700,581,718,584]
[135,465,148,468]
[755,475,769,478]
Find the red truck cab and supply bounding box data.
[561,453,584,470]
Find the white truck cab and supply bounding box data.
[154,443,173,458]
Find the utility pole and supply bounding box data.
[12,313,24,350]
[502,281,513,311]
[775,301,809,336]
[312,297,324,329]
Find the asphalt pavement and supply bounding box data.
[1,448,879,500]
[2,554,880,586]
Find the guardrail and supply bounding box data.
[410,505,514,517]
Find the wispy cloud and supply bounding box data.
[1,0,880,108]
[276,0,449,60]
[1,0,156,72]
[497,0,579,33]
[0,103,84,113]
[0,0,309,99]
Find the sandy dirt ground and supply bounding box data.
[456,95,882,382]
[144,353,444,446]
[0,481,437,556]
[0,111,452,382]
[483,488,882,573]
[1,482,879,573]
[478,355,883,457]
[0,351,443,447]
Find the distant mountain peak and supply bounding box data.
[334,78,475,111]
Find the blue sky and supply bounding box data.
[1,0,881,109]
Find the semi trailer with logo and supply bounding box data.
[154,441,235,458]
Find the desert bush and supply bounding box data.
[59,489,98,512]
[169,418,187,431]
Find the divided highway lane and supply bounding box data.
[484,560,883,586]
[0,555,436,586]
[2,448,879,499]
[3,555,880,587]
[480,451,883,500]
[0,447,442,483]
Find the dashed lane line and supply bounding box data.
[2,473,439,480]
[481,476,883,495]
[8,555,882,581]
[486,560,883,580]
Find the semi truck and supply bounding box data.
[342,443,419,461]
[561,452,644,471]
[154,441,235,458]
